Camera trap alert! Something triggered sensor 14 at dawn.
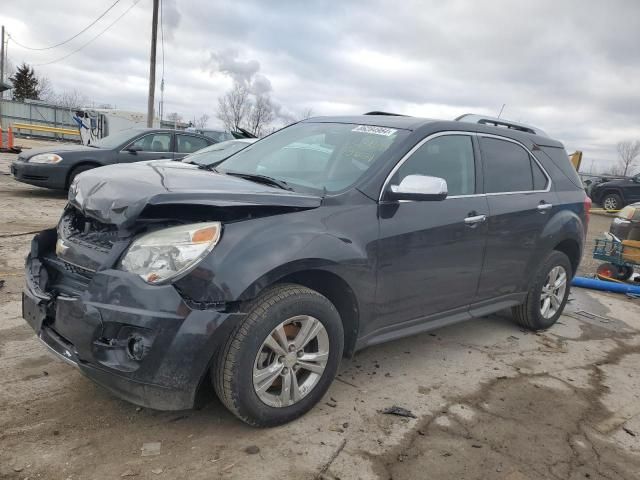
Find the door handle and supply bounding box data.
[464,214,487,225]
[537,203,553,212]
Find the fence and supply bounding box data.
[0,98,79,141]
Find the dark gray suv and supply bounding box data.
[21,113,589,426]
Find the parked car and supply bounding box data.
[22,114,588,426]
[589,173,640,210]
[10,128,215,190]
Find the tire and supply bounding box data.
[67,164,97,189]
[512,251,572,330]
[619,266,634,281]
[601,193,622,211]
[213,284,344,427]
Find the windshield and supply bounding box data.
[217,122,407,193]
[184,140,253,166]
[91,129,149,149]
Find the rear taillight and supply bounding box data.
[584,195,592,235]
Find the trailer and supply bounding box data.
[72,108,160,145]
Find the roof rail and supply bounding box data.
[363,111,408,116]
[455,113,548,137]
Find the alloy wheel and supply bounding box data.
[253,315,329,408]
[540,265,567,319]
[603,197,618,210]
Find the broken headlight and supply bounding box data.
[119,222,221,284]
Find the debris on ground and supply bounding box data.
[151,468,163,474]
[121,469,138,477]
[141,442,162,457]
[0,279,5,290]
[622,427,637,437]
[244,445,260,455]
[380,406,417,418]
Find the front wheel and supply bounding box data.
[213,284,344,427]
[512,251,572,330]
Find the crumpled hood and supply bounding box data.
[68,162,322,226]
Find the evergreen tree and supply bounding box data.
[10,63,40,102]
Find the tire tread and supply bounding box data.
[213,283,334,427]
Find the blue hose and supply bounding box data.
[571,276,640,294]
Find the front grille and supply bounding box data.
[59,208,118,252]
[62,261,95,279]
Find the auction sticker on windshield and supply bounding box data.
[352,125,398,136]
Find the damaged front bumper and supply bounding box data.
[23,228,244,410]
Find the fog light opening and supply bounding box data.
[127,336,146,361]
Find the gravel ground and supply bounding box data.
[1,140,639,479]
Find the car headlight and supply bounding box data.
[29,153,63,164]
[119,222,222,284]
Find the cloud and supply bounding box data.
[1,0,640,171]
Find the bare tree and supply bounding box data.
[616,140,640,177]
[195,114,210,129]
[217,82,249,132]
[166,112,183,128]
[37,75,55,103]
[52,89,89,109]
[247,94,274,136]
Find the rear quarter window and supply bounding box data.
[540,146,583,189]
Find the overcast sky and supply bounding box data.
[2,0,640,172]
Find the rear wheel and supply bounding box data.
[513,251,572,330]
[601,193,622,211]
[213,284,344,427]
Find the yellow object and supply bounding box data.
[569,151,583,171]
[622,240,640,264]
[12,122,79,136]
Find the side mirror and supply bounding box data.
[127,145,142,153]
[387,175,448,201]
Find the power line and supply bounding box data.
[33,0,142,67]
[8,0,122,51]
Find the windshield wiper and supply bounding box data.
[224,172,293,191]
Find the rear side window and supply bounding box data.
[393,135,475,196]
[481,137,546,193]
[177,135,210,154]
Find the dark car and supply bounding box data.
[10,128,214,190]
[589,173,640,210]
[22,114,589,426]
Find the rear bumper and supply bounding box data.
[11,161,69,189]
[23,230,244,410]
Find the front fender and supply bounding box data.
[174,205,377,306]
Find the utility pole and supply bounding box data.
[146,0,159,127]
[1,25,5,124]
